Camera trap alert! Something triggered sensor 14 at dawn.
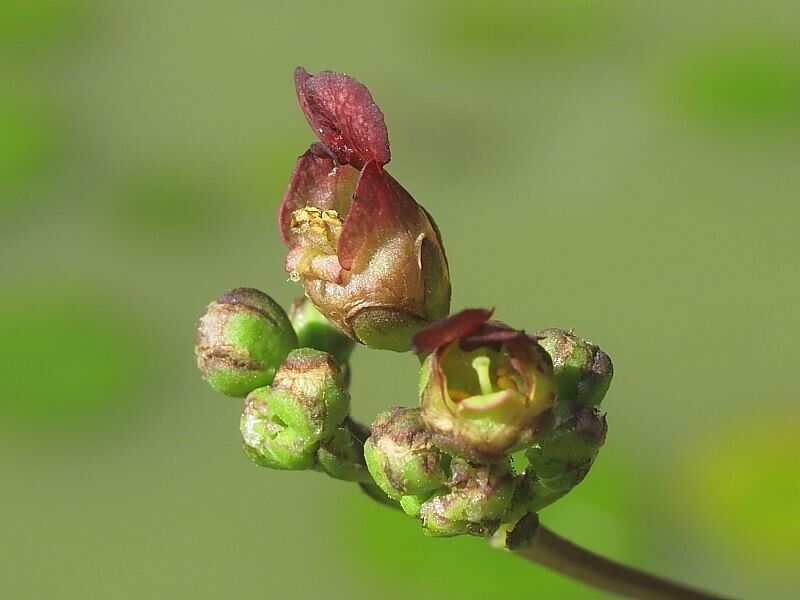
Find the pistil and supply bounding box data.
[471,356,495,396]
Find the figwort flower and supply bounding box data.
[413,309,557,463]
[195,288,297,397]
[279,68,450,352]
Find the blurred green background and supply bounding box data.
[2,1,799,598]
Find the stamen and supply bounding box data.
[471,356,494,396]
[290,207,344,252]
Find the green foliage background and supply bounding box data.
[2,1,798,598]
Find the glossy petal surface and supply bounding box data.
[294,67,390,168]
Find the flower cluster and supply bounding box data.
[194,68,613,540]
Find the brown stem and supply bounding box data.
[505,515,734,600]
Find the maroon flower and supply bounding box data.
[279,68,450,352]
[412,309,556,462]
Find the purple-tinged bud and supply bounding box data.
[364,407,449,505]
[195,288,297,397]
[418,457,515,538]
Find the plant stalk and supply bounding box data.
[505,515,733,600]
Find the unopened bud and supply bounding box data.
[240,348,348,470]
[364,407,449,511]
[419,457,515,538]
[518,405,607,511]
[195,288,297,397]
[536,328,613,409]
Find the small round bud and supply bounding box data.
[419,458,515,538]
[288,297,355,364]
[518,405,607,511]
[536,328,613,409]
[240,348,349,470]
[413,309,556,463]
[534,405,607,464]
[364,407,449,507]
[195,288,298,397]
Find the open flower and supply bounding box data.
[279,68,450,352]
[412,308,557,463]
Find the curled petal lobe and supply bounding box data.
[460,323,535,352]
[294,67,391,168]
[411,308,494,354]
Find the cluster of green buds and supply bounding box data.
[194,68,614,544]
[196,288,372,483]
[364,406,516,537]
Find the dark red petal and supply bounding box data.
[411,308,494,354]
[460,322,526,352]
[294,67,391,168]
[336,161,419,271]
[278,147,359,244]
[294,67,313,130]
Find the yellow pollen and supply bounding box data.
[497,376,514,390]
[290,207,343,233]
[290,207,343,252]
[322,209,342,223]
[447,389,470,402]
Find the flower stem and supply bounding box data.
[504,515,733,600]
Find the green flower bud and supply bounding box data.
[195,288,298,397]
[419,458,515,538]
[316,418,370,482]
[364,407,449,509]
[240,348,349,470]
[288,297,355,364]
[518,405,607,512]
[536,328,613,409]
[413,309,557,463]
